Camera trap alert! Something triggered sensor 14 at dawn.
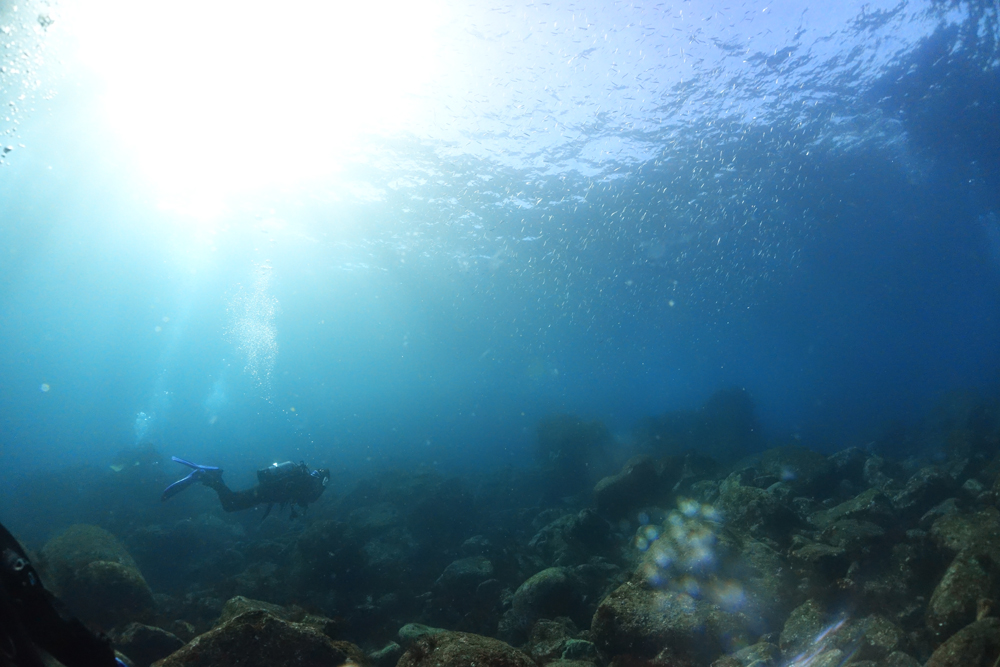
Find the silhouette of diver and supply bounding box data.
[162,457,330,519]
[0,520,123,667]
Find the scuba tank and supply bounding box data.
[256,461,302,486]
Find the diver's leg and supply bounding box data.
[201,476,261,512]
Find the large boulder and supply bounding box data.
[397,631,535,667]
[40,524,154,630]
[591,581,749,664]
[152,610,366,667]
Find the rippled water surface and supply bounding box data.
[0,0,998,471]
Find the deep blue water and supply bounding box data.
[1,0,998,488]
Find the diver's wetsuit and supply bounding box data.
[0,521,119,667]
[200,462,329,514]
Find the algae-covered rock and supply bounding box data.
[590,580,749,664]
[217,596,294,625]
[433,556,494,593]
[778,599,826,657]
[397,631,536,667]
[924,617,1000,667]
[40,524,154,630]
[929,508,1000,556]
[152,609,367,667]
[883,651,922,667]
[398,623,447,647]
[808,489,895,530]
[41,524,142,582]
[524,619,576,664]
[512,567,586,625]
[369,642,402,667]
[67,560,155,630]
[926,548,1000,640]
[892,467,957,520]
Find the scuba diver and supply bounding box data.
[161,457,330,519]
[0,520,123,667]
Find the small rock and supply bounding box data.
[368,642,402,667]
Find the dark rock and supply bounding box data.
[127,516,245,591]
[499,567,587,644]
[754,445,834,497]
[545,661,595,667]
[536,414,613,501]
[919,498,962,530]
[152,609,367,667]
[892,467,958,520]
[827,447,868,485]
[529,510,613,567]
[369,642,403,667]
[169,621,195,642]
[422,557,503,634]
[461,535,493,557]
[67,560,155,630]
[717,471,800,545]
[434,557,494,592]
[113,623,184,667]
[788,539,849,581]
[929,508,1000,556]
[818,519,885,555]
[525,619,576,664]
[593,456,661,518]
[840,615,903,662]
[863,456,898,491]
[808,489,895,530]
[924,617,1000,667]
[397,631,536,667]
[926,548,1000,640]
[561,640,598,662]
[399,623,447,647]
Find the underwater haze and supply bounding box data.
[1,0,999,478]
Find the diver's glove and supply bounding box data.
[161,457,222,502]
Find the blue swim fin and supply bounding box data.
[161,457,221,502]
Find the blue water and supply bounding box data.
[1,0,998,485]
